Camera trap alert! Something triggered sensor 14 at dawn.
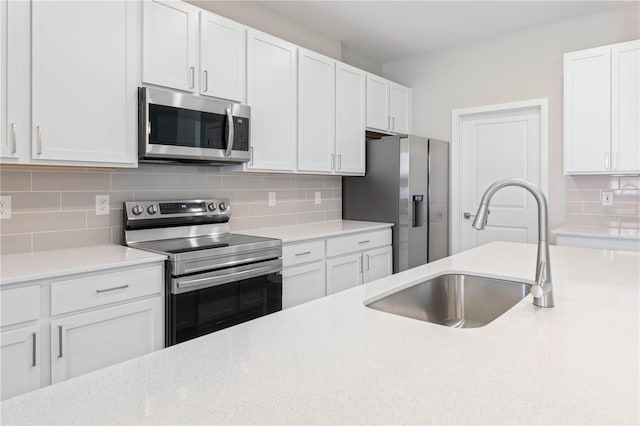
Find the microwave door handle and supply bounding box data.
[225,106,234,157]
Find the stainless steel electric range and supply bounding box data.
[123,199,282,346]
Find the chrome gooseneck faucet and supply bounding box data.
[472,178,555,308]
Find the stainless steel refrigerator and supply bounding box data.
[343,135,449,273]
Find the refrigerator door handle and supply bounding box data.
[412,195,424,227]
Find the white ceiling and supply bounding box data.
[258,1,636,63]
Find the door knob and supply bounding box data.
[463,212,475,220]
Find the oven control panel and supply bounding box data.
[124,199,231,221]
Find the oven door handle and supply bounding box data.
[174,260,281,294]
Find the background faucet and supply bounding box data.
[471,178,555,308]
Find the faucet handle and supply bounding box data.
[531,261,547,298]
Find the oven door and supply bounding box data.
[168,259,282,345]
[139,87,250,164]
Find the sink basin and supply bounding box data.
[366,273,531,328]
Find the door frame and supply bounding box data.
[451,98,549,254]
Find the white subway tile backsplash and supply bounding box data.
[0,171,31,191]
[565,175,640,229]
[33,171,110,191]
[0,164,342,254]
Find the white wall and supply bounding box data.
[341,46,383,75]
[187,0,342,60]
[383,5,640,231]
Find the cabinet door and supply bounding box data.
[363,246,393,284]
[31,0,137,166]
[143,0,198,92]
[335,62,366,175]
[326,253,362,295]
[247,30,297,171]
[390,82,411,134]
[199,11,246,102]
[1,326,40,400]
[366,73,390,131]
[564,46,612,173]
[611,40,640,173]
[282,261,326,309]
[51,297,163,384]
[298,49,335,173]
[2,0,29,162]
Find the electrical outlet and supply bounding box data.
[315,191,321,205]
[268,192,276,207]
[601,191,613,207]
[95,194,110,215]
[0,196,12,219]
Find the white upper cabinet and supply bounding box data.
[389,82,411,134]
[366,73,390,131]
[366,73,412,135]
[199,11,246,102]
[31,0,138,166]
[0,0,7,159]
[298,49,335,173]
[335,62,366,175]
[143,0,198,92]
[246,29,298,171]
[564,40,640,175]
[564,46,612,173]
[611,40,640,173]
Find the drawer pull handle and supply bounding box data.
[58,326,63,358]
[11,123,17,154]
[31,333,37,367]
[295,251,311,256]
[358,240,370,244]
[96,284,129,294]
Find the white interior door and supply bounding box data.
[459,105,545,251]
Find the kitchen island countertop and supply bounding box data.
[1,241,638,425]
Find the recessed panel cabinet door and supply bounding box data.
[298,49,335,173]
[564,46,612,173]
[326,253,362,295]
[1,326,40,400]
[199,11,246,102]
[247,30,297,171]
[366,73,389,131]
[31,1,137,165]
[390,82,411,134]
[282,261,326,309]
[143,0,198,92]
[363,246,393,284]
[50,297,162,384]
[611,40,640,173]
[335,62,366,175]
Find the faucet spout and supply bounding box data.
[472,178,555,308]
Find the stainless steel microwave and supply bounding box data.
[138,87,250,164]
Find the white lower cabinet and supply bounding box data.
[280,228,393,307]
[282,261,326,309]
[0,262,164,400]
[0,325,40,400]
[363,246,393,283]
[326,253,363,295]
[50,297,163,384]
[326,246,393,295]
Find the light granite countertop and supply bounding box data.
[1,241,638,425]
[0,245,167,286]
[241,219,393,243]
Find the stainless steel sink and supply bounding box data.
[366,274,531,328]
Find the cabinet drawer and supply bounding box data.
[326,229,391,258]
[282,240,325,268]
[51,265,163,316]
[1,286,40,327]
